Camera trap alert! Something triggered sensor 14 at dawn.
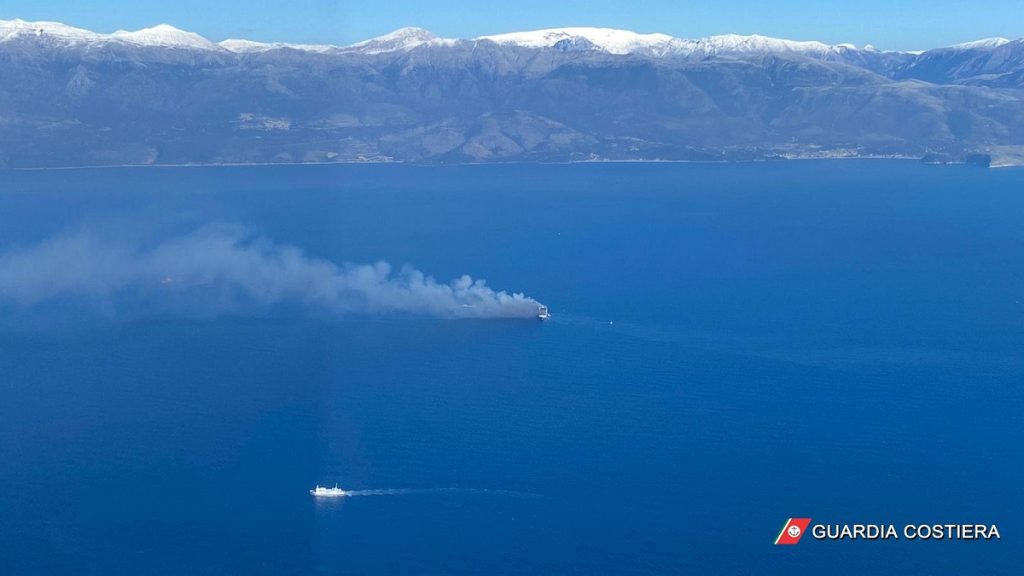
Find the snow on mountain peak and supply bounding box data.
[0,18,101,44]
[474,28,856,58]
[695,33,837,56]
[0,19,221,51]
[109,24,219,50]
[371,27,438,42]
[344,27,454,54]
[219,38,337,54]
[477,27,678,55]
[1,18,1019,60]
[947,37,1011,50]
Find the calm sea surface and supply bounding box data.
[0,162,1022,574]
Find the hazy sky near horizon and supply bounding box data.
[2,0,1021,51]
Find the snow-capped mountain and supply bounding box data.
[691,33,840,56]
[948,37,1011,50]
[0,19,889,59]
[896,37,1024,85]
[340,27,456,54]
[477,27,682,56]
[0,19,101,44]
[475,27,856,58]
[0,18,223,51]
[218,38,337,54]
[0,18,1014,61]
[216,33,443,55]
[108,24,219,50]
[1,18,1024,168]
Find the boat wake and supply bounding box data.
[341,488,424,497]
[314,487,534,498]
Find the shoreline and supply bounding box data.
[5,155,1022,172]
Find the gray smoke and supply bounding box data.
[0,224,542,319]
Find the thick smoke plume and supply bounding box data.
[0,224,542,319]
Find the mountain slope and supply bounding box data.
[1,20,1023,167]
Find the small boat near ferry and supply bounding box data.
[537,305,550,320]
[310,484,348,497]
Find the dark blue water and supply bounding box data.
[1,162,1022,574]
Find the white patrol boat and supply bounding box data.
[537,305,550,320]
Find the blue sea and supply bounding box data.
[0,161,1021,574]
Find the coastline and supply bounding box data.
[5,155,1021,172]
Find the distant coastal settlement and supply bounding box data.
[9,152,1012,172]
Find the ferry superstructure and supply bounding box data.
[310,484,348,497]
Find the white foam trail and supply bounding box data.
[322,487,535,498]
[0,224,543,319]
[342,489,424,497]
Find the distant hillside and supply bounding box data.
[2,19,1024,167]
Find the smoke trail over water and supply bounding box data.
[0,224,542,319]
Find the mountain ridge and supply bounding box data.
[3,18,1015,55]
[2,18,1024,168]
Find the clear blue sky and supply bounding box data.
[2,0,1022,51]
